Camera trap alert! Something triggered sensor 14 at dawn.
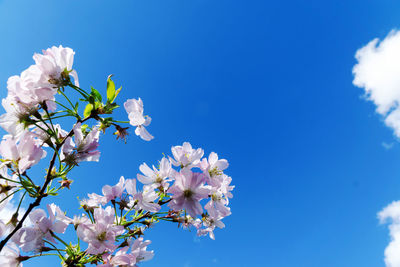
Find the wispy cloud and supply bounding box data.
[379,201,400,267]
[382,142,395,150]
[353,30,400,137]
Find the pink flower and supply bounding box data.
[102,176,125,202]
[12,204,70,252]
[200,152,229,186]
[204,189,231,218]
[0,243,23,267]
[62,123,101,164]
[168,169,210,217]
[124,98,153,141]
[169,142,204,168]
[125,179,161,212]
[77,206,124,254]
[137,157,172,189]
[197,215,225,240]
[97,247,134,267]
[0,131,46,173]
[0,97,32,137]
[130,237,154,264]
[33,45,79,88]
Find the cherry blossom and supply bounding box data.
[169,142,204,168]
[0,243,23,267]
[62,123,100,164]
[102,176,125,202]
[124,98,153,141]
[0,131,46,173]
[168,169,210,216]
[33,45,79,88]
[137,157,172,189]
[77,206,124,254]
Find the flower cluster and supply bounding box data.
[0,46,77,137]
[0,46,232,267]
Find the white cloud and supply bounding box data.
[353,30,400,137]
[378,201,400,267]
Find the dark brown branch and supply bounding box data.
[0,116,92,252]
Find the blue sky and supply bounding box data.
[1,0,400,266]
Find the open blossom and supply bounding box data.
[124,98,153,141]
[12,204,70,252]
[130,237,154,264]
[168,169,210,217]
[125,179,161,212]
[200,152,229,186]
[102,176,125,202]
[77,206,124,254]
[197,215,225,240]
[137,157,172,189]
[5,66,53,112]
[0,131,46,173]
[33,45,79,88]
[169,142,204,168]
[62,123,100,164]
[0,243,23,267]
[204,189,231,218]
[0,98,31,137]
[98,247,133,267]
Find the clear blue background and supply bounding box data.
[0,0,399,266]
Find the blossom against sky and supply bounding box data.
[1,0,400,266]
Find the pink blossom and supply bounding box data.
[217,174,235,200]
[102,176,125,202]
[12,204,70,252]
[137,157,172,189]
[200,152,229,186]
[33,45,79,88]
[130,237,154,264]
[197,215,225,240]
[80,193,107,211]
[168,169,210,217]
[204,189,231,218]
[0,243,23,267]
[124,98,153,141]
[125,179,161,212]
[77,206,124,254]
[169,142,204,168]
[0,131,46,173]
[0,98,29,137]
[62,123,100,164]
[97,247,134,267]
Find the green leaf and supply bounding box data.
[91,87,102,102]
[83,103,93,118]
[113,87,122,102]
[107,75,116,103]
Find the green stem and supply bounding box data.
[58,88,76,111]
[0,189,20,206]
[50,231,69,248]
[0,175,21,184]
[15,191,26,214]
[44,240,66,259]
[69,84,90,98]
